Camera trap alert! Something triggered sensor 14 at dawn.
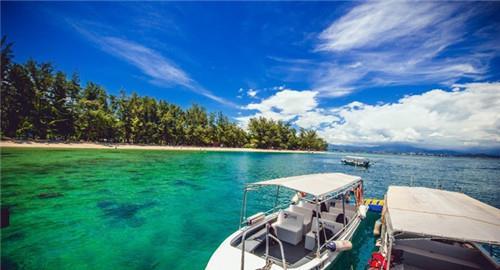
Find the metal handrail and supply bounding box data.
[240,215,275,270]
[240,227,251,270]
[240,221,287,270]
[318,212,359,251]
[266,230,287,270]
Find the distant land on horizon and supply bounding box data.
[329,144,500,158]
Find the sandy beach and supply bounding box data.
[0,140,324,154]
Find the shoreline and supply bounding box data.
[0,140,324,154]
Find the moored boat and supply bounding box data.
[206,173,368,270]
[369,186,500,270]
[341,156,370,167]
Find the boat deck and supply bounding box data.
[240,227,336,268]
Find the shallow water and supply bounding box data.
[1,148,499,269]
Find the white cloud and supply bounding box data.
[102,37,192,87]
[295,110,339,130]
[237,89,318,126]
[70,23,236,107]
[238,83,500,151]
[246,89,317,115]
[307,1,497,97]
[319,82,500,150]
[318,1,460,52]
[247,89,258,98]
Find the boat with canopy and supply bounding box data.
[369,186,500,270]
[341,156,370,167]
[206,173,368,270]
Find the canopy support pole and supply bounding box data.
[274,186,280,211]
[385,237,393,270]
[342,193,346,227]
[239,188,248,229]
[315,198,321,258]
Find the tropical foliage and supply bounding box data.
[0,38,328,151]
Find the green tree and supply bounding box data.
[49,72,75,139]
[158,102,185,145]
[75,82,116,141]
[1,40,329,151]
[298,128,328,151]
[184,104,209,146]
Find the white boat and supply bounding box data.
[341,156,370,167]
[369,186,500,270]
[206,173,368,270]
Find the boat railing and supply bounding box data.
[265,223,287,269]
[239,202,289,227]
[240,219,287,270]
[318,211,358,252]
[240,227,251,270]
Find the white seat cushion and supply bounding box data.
[272,210,304,245]
[311,217,343,236]
[298,201,317,211]
[289,205,313,232]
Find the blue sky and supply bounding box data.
[2,1,500,151]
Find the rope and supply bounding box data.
[256,259,273,270]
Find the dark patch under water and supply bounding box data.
[97,200,157,227]
[1,148,498,270]
[37,192,64,199]
[3,231,25,242]
[171,179,203,190]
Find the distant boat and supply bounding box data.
[206,173,368,270]
[368,186,500,270]
[341,156,370,167]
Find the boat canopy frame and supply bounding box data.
[238,173,364,269]
[383,186,500,246]
[240,173,363,226]
[379,186,500,270]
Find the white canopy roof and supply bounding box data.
[344,156,369,161]
[386,186,500,245]
[251,173,361,197]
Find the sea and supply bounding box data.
[1,148,499,269]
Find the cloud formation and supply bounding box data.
[310,1,497,97]
[239,83,500,150]
[321,82,500,150]
[237,89,318,126]
[71,22,235,107]
[247,89,258,98]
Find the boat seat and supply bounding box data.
[311,217,343,235]
[298,200,330,213]
[298,201,316,211]
[321,211,348,225]
[306,217,344,250]
[327,207,355,220]
[330,200,356,212]
[272,210,304,245]
[288,205,313,232]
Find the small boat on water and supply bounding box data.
[369,186,500,270]
[206,173,368,270]
[341,156,370,167]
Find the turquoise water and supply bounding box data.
[1,148,499,269]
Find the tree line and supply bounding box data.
[0,38,328,151]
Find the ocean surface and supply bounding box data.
[1,148,499,270]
